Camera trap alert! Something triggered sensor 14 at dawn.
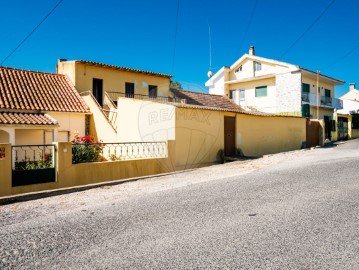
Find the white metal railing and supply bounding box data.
[301,92,343,109]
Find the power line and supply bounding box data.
[322,43,359,70]
[242,0,258,45]
[279,0,336,60]
[171,0,180,74]
[0,0,64,65]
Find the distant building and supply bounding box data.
[205,46,345,141]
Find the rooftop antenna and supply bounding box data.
[207,24,213,78]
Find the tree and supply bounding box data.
[170,80,182,90]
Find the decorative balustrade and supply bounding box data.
[106,92,186,104]
[101,141,168,161]
[72,141,168,164]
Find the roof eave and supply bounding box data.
[300,68,345,85]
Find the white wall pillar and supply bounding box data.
[53,128,58,142]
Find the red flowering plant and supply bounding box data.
[72,135,105,164]
[15,152,53,170]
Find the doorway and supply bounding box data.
[93,78,103,106]
[224,116,236,156]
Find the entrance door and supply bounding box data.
[338,117,348,140]
[93,78,103,106]
[324,116,332,140]
[224,116,236,156]
[306,120,320,147]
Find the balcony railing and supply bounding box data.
[106,92,186,104]
[301,92,343,109]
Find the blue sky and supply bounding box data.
[0,0,358,97]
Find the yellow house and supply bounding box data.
[205,46,344,143]
[116,89,306,170]
[0,67,90,145]
[56,59,175,142]
[56,59,172,105]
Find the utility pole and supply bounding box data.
[317,70,320,120]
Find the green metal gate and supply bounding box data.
[12,144,57,187]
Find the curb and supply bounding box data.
[0,169,194,206]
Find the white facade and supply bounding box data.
[337,99,359,115]
[205,47,344,116]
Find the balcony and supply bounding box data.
[106,92,187,104]
[301,92,343,109]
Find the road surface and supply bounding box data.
[1,140,359,269]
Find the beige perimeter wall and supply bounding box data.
[0,142,175,197]
[175,108,224,170]
[236,114,306,157]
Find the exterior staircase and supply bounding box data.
[81,91,117,142]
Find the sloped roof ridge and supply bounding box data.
[172,88,224,97]
[0,66,89,113]
[230,54,298,70]
[71,59,173,78]
[0,66,63,77]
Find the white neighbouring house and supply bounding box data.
[205,46,344,121]
[338,83,359,114]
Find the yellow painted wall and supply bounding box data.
[0,144,12,197]
[49,112,86,142]
[1,142,176,197]
[310,106,334,121]
[236,114,306,157]
[175,108,224,170]
[57,61,171,97]
[352,129,359,139]
[302,76,335,97]
[82,95,117,142]
[117,98,175,142]
[16,130,45,145]
[0,130,9,143]
[57,60,76,85]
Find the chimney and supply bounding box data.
[249,46,255,55]
[349,83,356,91]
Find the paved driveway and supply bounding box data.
[1,140,359,269]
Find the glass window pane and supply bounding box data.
[255,86,267,97]
[302,83,310,93]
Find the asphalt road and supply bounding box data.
[1,140,359,269]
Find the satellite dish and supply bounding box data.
[207,69,213,78]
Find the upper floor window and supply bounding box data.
[255,86,267,97]
[229,90,235,99]
[325,89,331,97]
[302,83,310,93]
[254,62,262,71]
[125,82,135,98]
[149,85,157,98]
[235,66,242,73]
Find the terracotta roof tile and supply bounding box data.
[0,112,58,125]
[170,89,301,117]
[0,67,89,113]
[70,60,173,78]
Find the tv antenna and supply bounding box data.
[207,24,213,78]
